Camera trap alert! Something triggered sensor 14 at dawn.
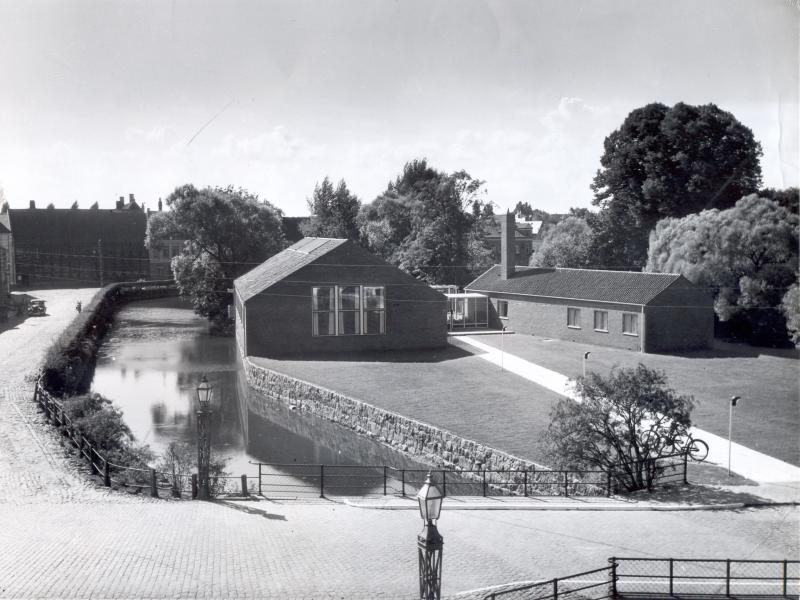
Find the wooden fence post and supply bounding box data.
[482,470,487,497]
[241,474,248,497]
[103,457,111,487]
[89,443,98,475]
[150,469,158,498]
[191,474,198,499]
[683,452,688,484]
[523,469,528,497]
[608,558,618,599]
[319,465,325,498]
[401,469,406,497]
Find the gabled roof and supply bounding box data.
[234,237,348,302]
[466,266,688,306]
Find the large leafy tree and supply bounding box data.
[530,216,595,268]
[146,184,285,324]
[359,159,492,286]
[646,195,799,345]
[781,284,800,345]
[590,102,763,269]
[542,365,695,492]
[301,177,361,241]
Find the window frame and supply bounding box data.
[622,312,639,336]
[567,307,581,329]
[593,310,608,332]
[497,300,509,319]
[311,285,387,337]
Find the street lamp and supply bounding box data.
[728,395,741,477]
[500,326,507,372]
[196,375,214,500]
[416,472,444,600]
[582,351,591,378]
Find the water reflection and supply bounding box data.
[91,297,430,491]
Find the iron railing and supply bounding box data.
[483,558,799,600]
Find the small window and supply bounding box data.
[497,300,508,319]
[312,287,336,336]
[594,310,608,332]
[363,286,386,335]
[567,307,581,329]
[338,286,361,335]
[622,313,639,336]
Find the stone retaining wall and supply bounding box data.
[241,354,542,474]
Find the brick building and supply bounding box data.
[7,196,149,287]
[234,237,447,357]
[482,214,543,266]
[466,212,714,353]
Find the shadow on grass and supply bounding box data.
[654,340,800,361]
[263,343,478,364]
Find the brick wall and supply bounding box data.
[491,294,644,352]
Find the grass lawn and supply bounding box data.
[251,344,566,465]
[465,333,800,466]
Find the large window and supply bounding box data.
[593,310,608,332]
[312,285,386,336]
[622,313,639,336]
[567,307,581,329]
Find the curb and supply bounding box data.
[341,498,800,512]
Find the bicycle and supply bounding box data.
[668,432,709,462]
[638,429,709,462]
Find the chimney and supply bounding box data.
[117,196,124,209]
[158,197,163,212]
[501,210,515,280]
[29,200,36,209]
[129,193,135,203]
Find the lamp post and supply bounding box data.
[582,351,591,378]
[416,472,444,600]
[728,395,741,477]
[500,326,507,372]
[196,375,213,500]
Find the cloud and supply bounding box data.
[216,126,319,162]
[124,126,173,144]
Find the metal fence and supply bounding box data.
[613,557,800,598]
[484,559,799,600]
[249,461,677,499]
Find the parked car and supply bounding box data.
[26,299,47,316]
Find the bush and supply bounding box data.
[541,364,694,492]
[63,392,134,454]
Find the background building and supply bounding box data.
[7,196,148,287]
[483,214,543,266]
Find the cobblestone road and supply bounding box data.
[0,289,797,599]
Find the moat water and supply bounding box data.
[91,296,429,494]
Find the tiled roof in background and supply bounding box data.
[466,266,688,306]
[7,208,147,248]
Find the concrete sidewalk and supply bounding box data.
[458,336,800,488]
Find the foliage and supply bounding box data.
[590,102,763,269]
[781,284,800,345]
[646,195,798,345]
[46,203,55,209]
[541,365,695,492]
[301,177,361,241]
[157,441,195,494]
[148,184,286,322]
[759,187,799,215]
[358,159,493,286]
[70,200,79,209]
[1,201,8,213]
[64,392,135,453]
[530,216,595,268]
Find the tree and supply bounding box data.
[646,195,799,345]
[301,177,361,241]
[541,365,695,492]
[147,184,286,325]
[46,202,55,209]
[358,160,492,286]
[530,216,595,268]
[591,102,763,269]
[0,201,7,214]
[70,200,79,209]
[780,284,800,345]
[759,187,799,215]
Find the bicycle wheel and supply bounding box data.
[665,432,688,456]
[687,438,709,462]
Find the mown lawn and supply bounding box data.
[466,333,800,466]
[251,344,566,465]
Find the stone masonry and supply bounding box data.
[242,354,542,476]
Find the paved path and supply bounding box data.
[458,336,800,486]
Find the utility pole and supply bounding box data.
[728,395,741,476]
[97,239,104,286]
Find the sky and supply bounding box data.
[0,0,797,216]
